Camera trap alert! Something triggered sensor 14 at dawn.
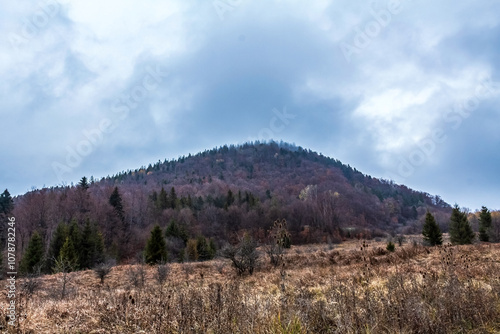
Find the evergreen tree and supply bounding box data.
[158,187,168,210]
[46,222,68,272]
[196,236,215,261]
[479,206,492,242]
[238,190,243,205]
[169,187,178,209]
[78,176,89,190]
[109,187,131,260]
[0,189,14,254]
[0,189,14,214]
[422,211,443,246]
[109,187,124,222]
[150,190,158,204]
[94,230,105,264]
[80,221,105,269]
[77,177,90,213]
[20,231,44,275]
[165,219,188,244]
[68,219,81,255]
[208,238,217,259]
[58,237,79,271]
[449,204,475,245]
[226,189,235,207]
[80,222,93,269]
[144,225,167,264]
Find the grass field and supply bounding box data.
[2,238,500,333]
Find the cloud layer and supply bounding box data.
[1,0,499,210]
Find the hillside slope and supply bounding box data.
[12,141,451,260]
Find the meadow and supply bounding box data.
[2,238,499,333]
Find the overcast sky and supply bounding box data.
[1,0,499,211]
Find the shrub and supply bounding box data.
[155,261,170,286]
[220,233,259,275]
[94,260,115,284]
[386,241,395,252]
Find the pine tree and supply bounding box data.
[422,211,443,246]
[196,236,214,261]
[77,176,90,213]
[0,189,14,215]
[58,237,79,271]
[80,221,105,269]
[78,176,89,190]
[46,222,68,273]
[80,222,93,269]
[226,190,235,207]
[109,187,124,222]
[158,187,168,210]
[449,204,475,245]
[20,231,44,275]
[165,219,188,244]
[144,225,167,265]
[169,187,178,209]
[208,238,217,259]
[479,206,492,242]
[0,189,14,254]
[93,230,105,264]
[68,219,81,255]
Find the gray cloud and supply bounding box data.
[0,0,499,210]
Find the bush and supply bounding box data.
[94,260,115,284]
[220,233,259,275]
[155,261,170,286]
[386,242,395,252]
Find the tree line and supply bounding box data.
[2,179,499,278]
[422,204,495,246]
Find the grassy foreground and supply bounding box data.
[1,240,500,333]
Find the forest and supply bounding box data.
[1,142,497,272]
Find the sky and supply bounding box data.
[0,0,499,211]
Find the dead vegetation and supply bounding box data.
[1,240,499,333]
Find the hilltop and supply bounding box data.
[11,141,451,261]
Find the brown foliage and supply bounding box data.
[1,241,499,333]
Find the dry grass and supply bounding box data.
[1,239,500,333]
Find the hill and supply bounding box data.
[9,141,452,262]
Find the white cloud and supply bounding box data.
[0,0,499,209]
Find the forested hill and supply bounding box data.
[11,141,451,261]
